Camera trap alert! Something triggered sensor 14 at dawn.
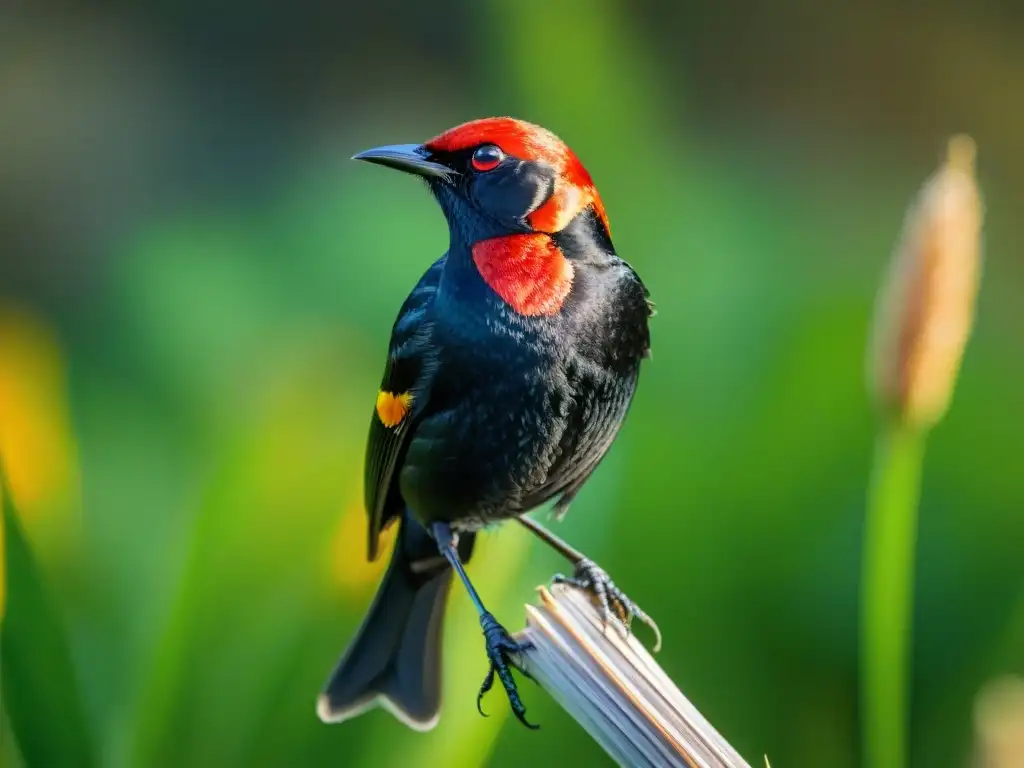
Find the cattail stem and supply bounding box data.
[860,419,926,768]
[861,134,982,768]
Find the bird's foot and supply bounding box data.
[476,612,538,729]
[553,558,663,652]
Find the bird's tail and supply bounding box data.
[316,513,474,731]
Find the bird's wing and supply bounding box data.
[364,257,445,561]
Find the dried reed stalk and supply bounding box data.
[513,584,754,768]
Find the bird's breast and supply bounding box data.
[398,255,648,527]
[400,336,638,524]
[470,234,574,317]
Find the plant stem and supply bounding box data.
[861,420,925,768]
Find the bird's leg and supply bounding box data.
[430,522,538,729]
[515,515,662,652]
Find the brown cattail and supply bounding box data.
[972,675,1024,768]
[868,135,984,431]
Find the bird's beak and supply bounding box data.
[352,143,454,181]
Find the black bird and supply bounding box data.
[317,117,658,731]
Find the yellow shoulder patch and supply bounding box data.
[376,390,413,428]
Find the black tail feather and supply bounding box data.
[317,513,474,730]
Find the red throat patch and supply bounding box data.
[472,234,574,316]
[425,117,612,236]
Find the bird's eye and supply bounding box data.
[471,144,504,172]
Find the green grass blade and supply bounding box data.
[860,422,925,768]
[0,468,95,768]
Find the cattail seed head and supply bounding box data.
[972,675,1024,768]
[868,135,984,431]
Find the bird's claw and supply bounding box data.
[553,558,662,652]
[477,612,538,729]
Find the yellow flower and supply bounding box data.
[326,494,395,596]
[0,481,5,620]
[0,303,78,514]
[0,303,80,602]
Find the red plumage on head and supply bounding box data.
[425,117,611,237]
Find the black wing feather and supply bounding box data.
[364,257,444,561]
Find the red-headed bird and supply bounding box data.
[317,117,658,731]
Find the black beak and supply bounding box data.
[352,143,455,181]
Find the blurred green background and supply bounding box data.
[1,0,1022,766]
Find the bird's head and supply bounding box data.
[353,117,612,246]
[354,118,616,317]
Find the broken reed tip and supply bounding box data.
[517,583,753,768]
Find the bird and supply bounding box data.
[316,116,659,732]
